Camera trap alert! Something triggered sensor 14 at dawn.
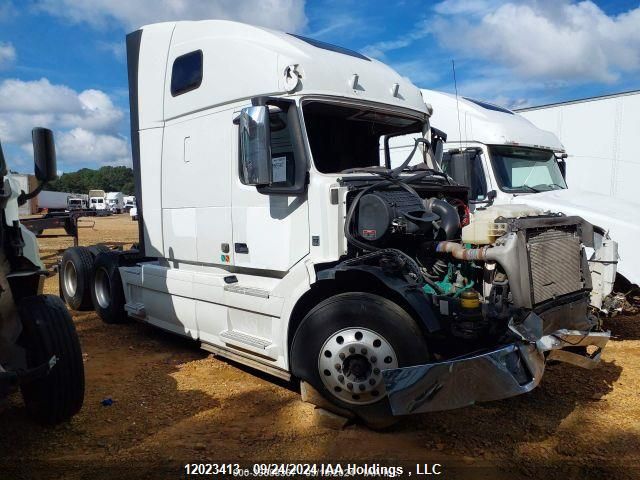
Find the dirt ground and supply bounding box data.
[1,214,639,480]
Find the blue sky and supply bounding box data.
[0,0,639,172]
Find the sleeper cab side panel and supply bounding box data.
[163,35,279,121]
[139,128,164,258]
[161,112,233,266]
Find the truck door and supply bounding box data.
[231,101,310,273]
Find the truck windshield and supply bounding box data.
[302,101,424,173]
[489,146,567,193]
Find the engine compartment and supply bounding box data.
[335,175,595,358]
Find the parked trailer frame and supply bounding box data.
[21,210,102,247]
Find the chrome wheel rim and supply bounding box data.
[318,327,398,405]
[63,261,78,297]
[95,267,111,309]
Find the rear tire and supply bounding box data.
[291,292,429,428]
[18,295,85,425]
[91,252,128,324]
[61,246,94,311]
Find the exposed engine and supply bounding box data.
[341,178,595,355]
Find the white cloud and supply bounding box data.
[0,78,80,116]
[34,0,307,32]
[360,1,640,107]
[0,78,128,167]
[362,39,414,60]
[433,0,502,16]
[391,59,443,86]
[429,1,640,83]
[98,41,125,61]
[0,42,16,69]
[54,128,130,166]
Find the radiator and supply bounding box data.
[527,228,584,305]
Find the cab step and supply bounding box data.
[219,329,279,359]
[124,301,146,320]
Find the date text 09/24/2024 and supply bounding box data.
[183,463,443,477]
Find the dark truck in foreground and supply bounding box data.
[0,129,84,424]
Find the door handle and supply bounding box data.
[234,243,249,254]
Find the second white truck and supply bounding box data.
[392,89,638,304]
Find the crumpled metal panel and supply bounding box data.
[383,328,610,416]
[383,343,545,415]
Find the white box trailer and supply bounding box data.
[517,90,640,204]
[59,21,609,424]
[10,174,73,214]
[37,190,70,212]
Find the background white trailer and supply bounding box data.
[10,173,38,215]
[10,172,72,214]
[518,90,640,204]
[38,191,71,211]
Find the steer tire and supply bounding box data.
[18,295,85,425]
[61,246,95,311]
[291,292,429,429]
[91,252,128,324]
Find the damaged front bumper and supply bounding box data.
[382,324,609,415]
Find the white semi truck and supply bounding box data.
[60,21,610,425]
[391,90,638,300]
[123,195,136,212]
[88,189,106,211]
[0,129,84,424]
[67,194,88,211]
[106,191,125,214]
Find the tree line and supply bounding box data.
[45,166,135,195]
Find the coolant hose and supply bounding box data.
[436,241,488,261]
[424,198,460,240]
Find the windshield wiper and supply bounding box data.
[517,185,542,193]
[530,183,566,191]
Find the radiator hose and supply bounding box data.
[436,241,489,260]
[424,198,460,240]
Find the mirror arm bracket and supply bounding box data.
[17,182,44,207]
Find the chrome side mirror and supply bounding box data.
[239,106,271,186]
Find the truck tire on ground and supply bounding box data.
[291,292,429,428]
[91,252,128,324]
[61,246,95,311]
[18,295,85,425]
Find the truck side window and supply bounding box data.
[239,102,306,193]
[268,111,296,187]
[171,50,203,97]
[442,151,488,199]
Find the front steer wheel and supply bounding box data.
[18,295,85,424]
[291,292,429,428]
[91,252,128,324]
